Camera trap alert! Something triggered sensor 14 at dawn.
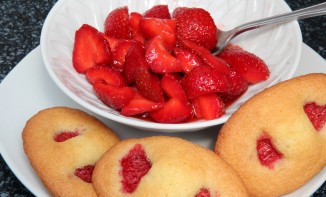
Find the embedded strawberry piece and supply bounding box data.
[145,36,182,73]
[143,5,171,19]
[73,24,112,73]
[174,47,204,74]
[192,93,225,120]
[112,40,133,70]
[257,134,283,169]
[75,165,95,183]
[304,102,326,131]
[104,6,131,39]
[161,74,187,102]
[139,18,176,49]
[150,97,192,123]
[93,82,135,109]
[86,64,126,86]
[218,45,270,84]
[195,188,211,197]
[121,144,151,193]
[121,92,164,116]
[54,130,80,142]
[173,7,218,51]
[180,40,229,73]
[181,65,230,99]
[129,12,145,43]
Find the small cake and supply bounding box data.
[22,107,120,197]
[215,73,326,197]
[92,136,248,197]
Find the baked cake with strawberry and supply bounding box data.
[215,73,326,196]
[22,107,120,197]
[92,136,248,196]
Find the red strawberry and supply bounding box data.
[139,18,176,49]
[112,40,133,70]
[93,82,135,109]
[75,165,95,183]
[73,24,112,73]
[145,36,182,73]
[180,40,229,72]
[149,97,192,123]
[181,65,230,99]
[217,45,270,83]
[192,93,225,120]
[121,144,151,193]
[104,6,131,39]
[304,102,326,131]
[101,33,121,51]
[54,130,80,142]
[173,7,218,51]
[161,74,187,102]
[195,188,211,197]
[222,69,248,97]
[121,92,164,116]
[171,7,187,18]
[85,64,126,86]
[257,134,283,169]
[129,12,145,43]
[143,5,171,19]
[174,47,204,74]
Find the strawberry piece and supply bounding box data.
[112,40,133,70]
[180,40,229,73]
[54,130,80,142]
[93,82,135,109]
[161,74,187,102]
[218,45,270,84]
[174,47,204,74]
[181,65,230,99]
[171,7,187,18]
[139,18,176,49]
[143,5,171,19]
[121,92,164,116]
[121,144,151,193]
[85,64,126,86]
[101,33,121,51]
[104,6,131,39]
[145,36,182,73]
[304,102,326,131]
[257,134,283,169]
[195,188,211,197]
[192,93,225,120]
[129,12,145,43]
[73,24,112,73]
[75,165,95,183]
[150,97,192,123]
[173,7,217,51]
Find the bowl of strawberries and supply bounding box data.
[41,0,302,132]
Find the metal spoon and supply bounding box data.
[212,2,326,55]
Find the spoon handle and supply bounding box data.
[234,2,326,34]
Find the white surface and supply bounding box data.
[40,0,302,132]
[0,44,325,196]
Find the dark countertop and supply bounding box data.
[0,0,325,196]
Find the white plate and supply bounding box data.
[0,44,325,196]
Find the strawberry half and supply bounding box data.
[112,40,133,70]
[161,74,187,102]
[104,6,131,39]
[173,7,218,51]
[129,12,145,43]
[143,5,171,19]
[72,24,112,73]
[145,36,182,73]
[85,64,126,86]
[192,93,225,120]
[174,47,204,74]
[217,45,270,84]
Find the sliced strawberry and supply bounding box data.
[173,7,218,51]
[224,69,248,96]
[121,91,164,116]
[145,36,182,73]
[93,82,135,109]
[171,7,187,18]
[217,45,270,83]
[129,12,145,43]
[86,64,126,86]
[161,74,187,102]
[143,5,171,19]
[149,97,192,123]
[257,133,283,169]
[101,33,121,51]
[192,93,225,120]
[112,40,133,70]
[180,40,229,73]
[72,24,112,73]
[174,47,204,74]
[75,165,95,183]
[104,6,131,39]
[181,65,230,99]
[139,18,176,49]
[304,102,326,131]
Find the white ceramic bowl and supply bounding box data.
[41,0,302,132]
